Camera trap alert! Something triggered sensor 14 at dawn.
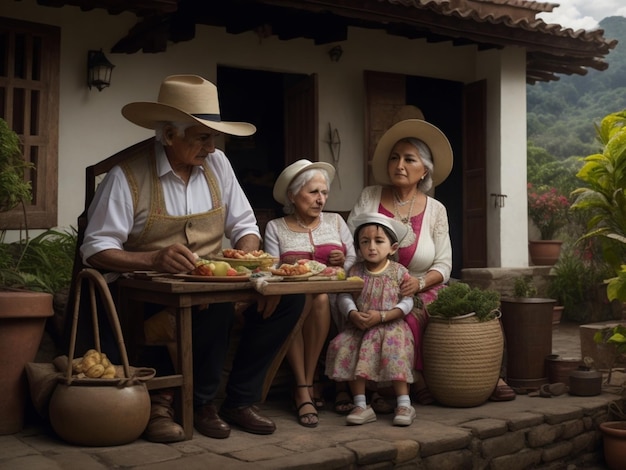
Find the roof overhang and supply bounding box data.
[31,0,618,83]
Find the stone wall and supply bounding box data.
[461,267,555,298]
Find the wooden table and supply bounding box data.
[117,275,364,440]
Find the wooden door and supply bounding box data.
[284,74,318,165]
[462,80,487,268]
[364,71,407,186]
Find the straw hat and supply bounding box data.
[273,159,336,206]
[372,119,453,187]
[121,75,256,136]
[351,212,409,244]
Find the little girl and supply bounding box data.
[325,212,416,426]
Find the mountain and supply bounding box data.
[527,16,626,160]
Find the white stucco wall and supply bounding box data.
[2,0,529,269]
[476,47,529,268]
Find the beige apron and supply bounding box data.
[121,149,225,258]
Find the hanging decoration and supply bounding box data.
[326,123,341,188]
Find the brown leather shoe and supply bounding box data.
[194,404,230,439]
[219,405,276,435]
[143,392,185,443]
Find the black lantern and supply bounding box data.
[87,49,115,91]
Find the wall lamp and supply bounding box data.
[328,45,343,62]
[87,49,115,91]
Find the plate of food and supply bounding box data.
[280,272,315,282]
[269,260,326,276]
[172,273,251,282]
[211,249,278,269]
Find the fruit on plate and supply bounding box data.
[222,248,274,259]
[270,262,311,277]
[192,260,213,276]
[210,261,232,276]
[318,266,347,280]
[269,259,328,277]
[192,259,244,276]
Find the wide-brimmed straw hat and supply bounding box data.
[121,75,256,136]
[273,159,336,206]
[351,212,409,244]
[372,119,453,187]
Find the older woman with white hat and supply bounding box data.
[80,75,306,442]
[264,159,356,427]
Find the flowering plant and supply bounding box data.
[527,183,570,240]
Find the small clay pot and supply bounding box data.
[568,368,602,396]
[49,380,150,446]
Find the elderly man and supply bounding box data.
[81,75,304,442]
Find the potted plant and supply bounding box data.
[594,324,626,470]
[527,183,570,265]
[422,282,504,407]
[571,110,626,308]
[570,110,626,470]
[499,274,555,390]
[0,118,58,435]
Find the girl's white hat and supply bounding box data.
[351,212,409,244]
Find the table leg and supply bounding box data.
[261,295,313,401]
[176,306,194,440]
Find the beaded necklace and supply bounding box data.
[392,192,416,224]
[294,213,321,231]
[393,190,413,207]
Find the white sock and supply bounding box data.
[397,394,411,408]
[353,394,366,409]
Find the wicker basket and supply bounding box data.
[423,313,504,407]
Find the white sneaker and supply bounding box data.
[346,405,377,425]
[393,405,416,426]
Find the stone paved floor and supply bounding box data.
[2,321,624,469]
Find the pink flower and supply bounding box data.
[527,183,570,240]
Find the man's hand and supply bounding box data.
[153,243,197,273]
[256,294,281,319]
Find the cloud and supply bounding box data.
[537,0,626,31]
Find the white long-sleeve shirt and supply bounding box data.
[81,142,260,264]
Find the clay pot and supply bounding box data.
[569,368,602,396]
[528,240,562,266]
[0,290,53,435]
[599,421,626,470]
[49,380,150,446]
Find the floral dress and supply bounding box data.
[325,260,415,384]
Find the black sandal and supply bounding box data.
[294,385,318,428]
[309,383,326,409]
[334,390,355,415]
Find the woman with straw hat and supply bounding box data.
[348,118,515,405]
[265,159,357,426]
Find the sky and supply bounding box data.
[537,0,626,31]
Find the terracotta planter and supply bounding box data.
[0,289,53,435]
[528,240,563,266]
[552,305,564,325]
[599,421,626,470]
